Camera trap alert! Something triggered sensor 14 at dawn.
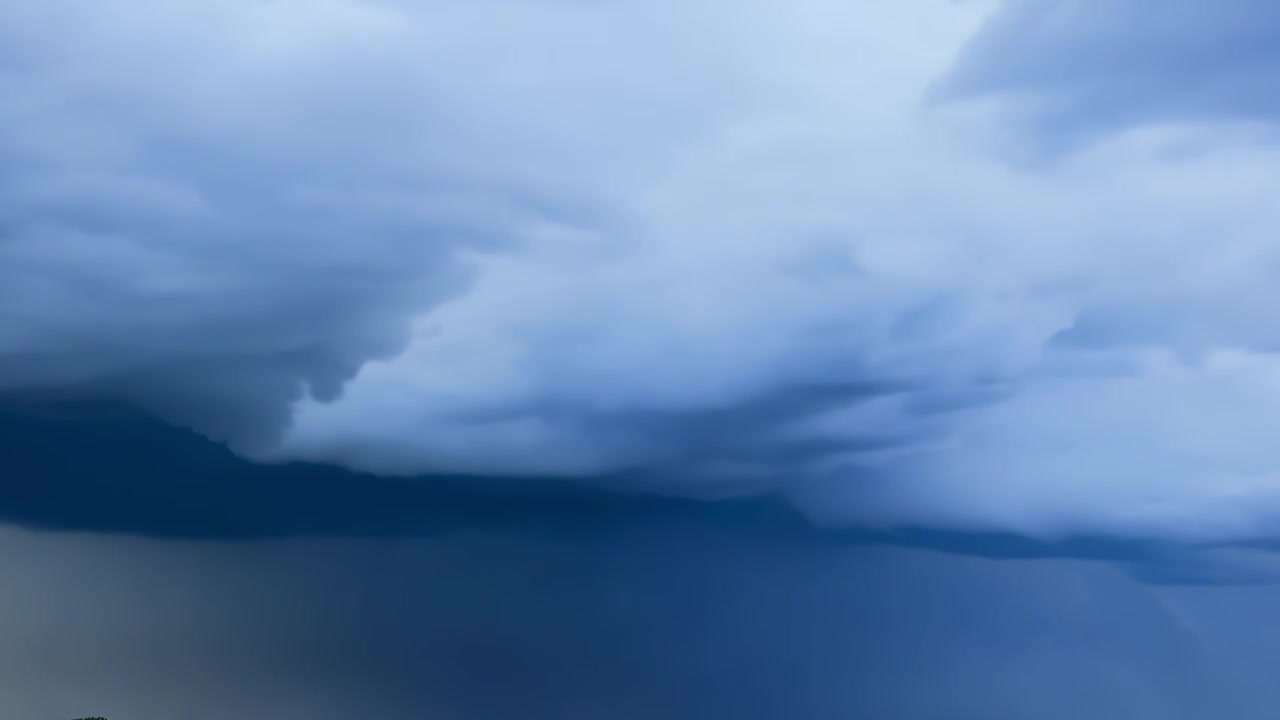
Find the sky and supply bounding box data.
[6,0,1280,718]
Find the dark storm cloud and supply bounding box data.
[0,0,730,454]
[0,0,543,451]
[6,0,1280,544]
[939,0,1280,139]
[9,3,1280,718]
[9,404,1275,587]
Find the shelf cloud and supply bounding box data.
[5,0,1280,543]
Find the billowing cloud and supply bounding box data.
[938,0,1280,141]
[6,0,1280,543]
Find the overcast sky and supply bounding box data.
[8,0,1280,540]
[6,0,1280,718]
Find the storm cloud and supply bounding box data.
[6,0,1280,545]
[939,0,1280,140]
[11,3,1280,718]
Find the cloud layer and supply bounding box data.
[6,0,1280,542]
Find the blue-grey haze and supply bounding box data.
[5,1,1280,717]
